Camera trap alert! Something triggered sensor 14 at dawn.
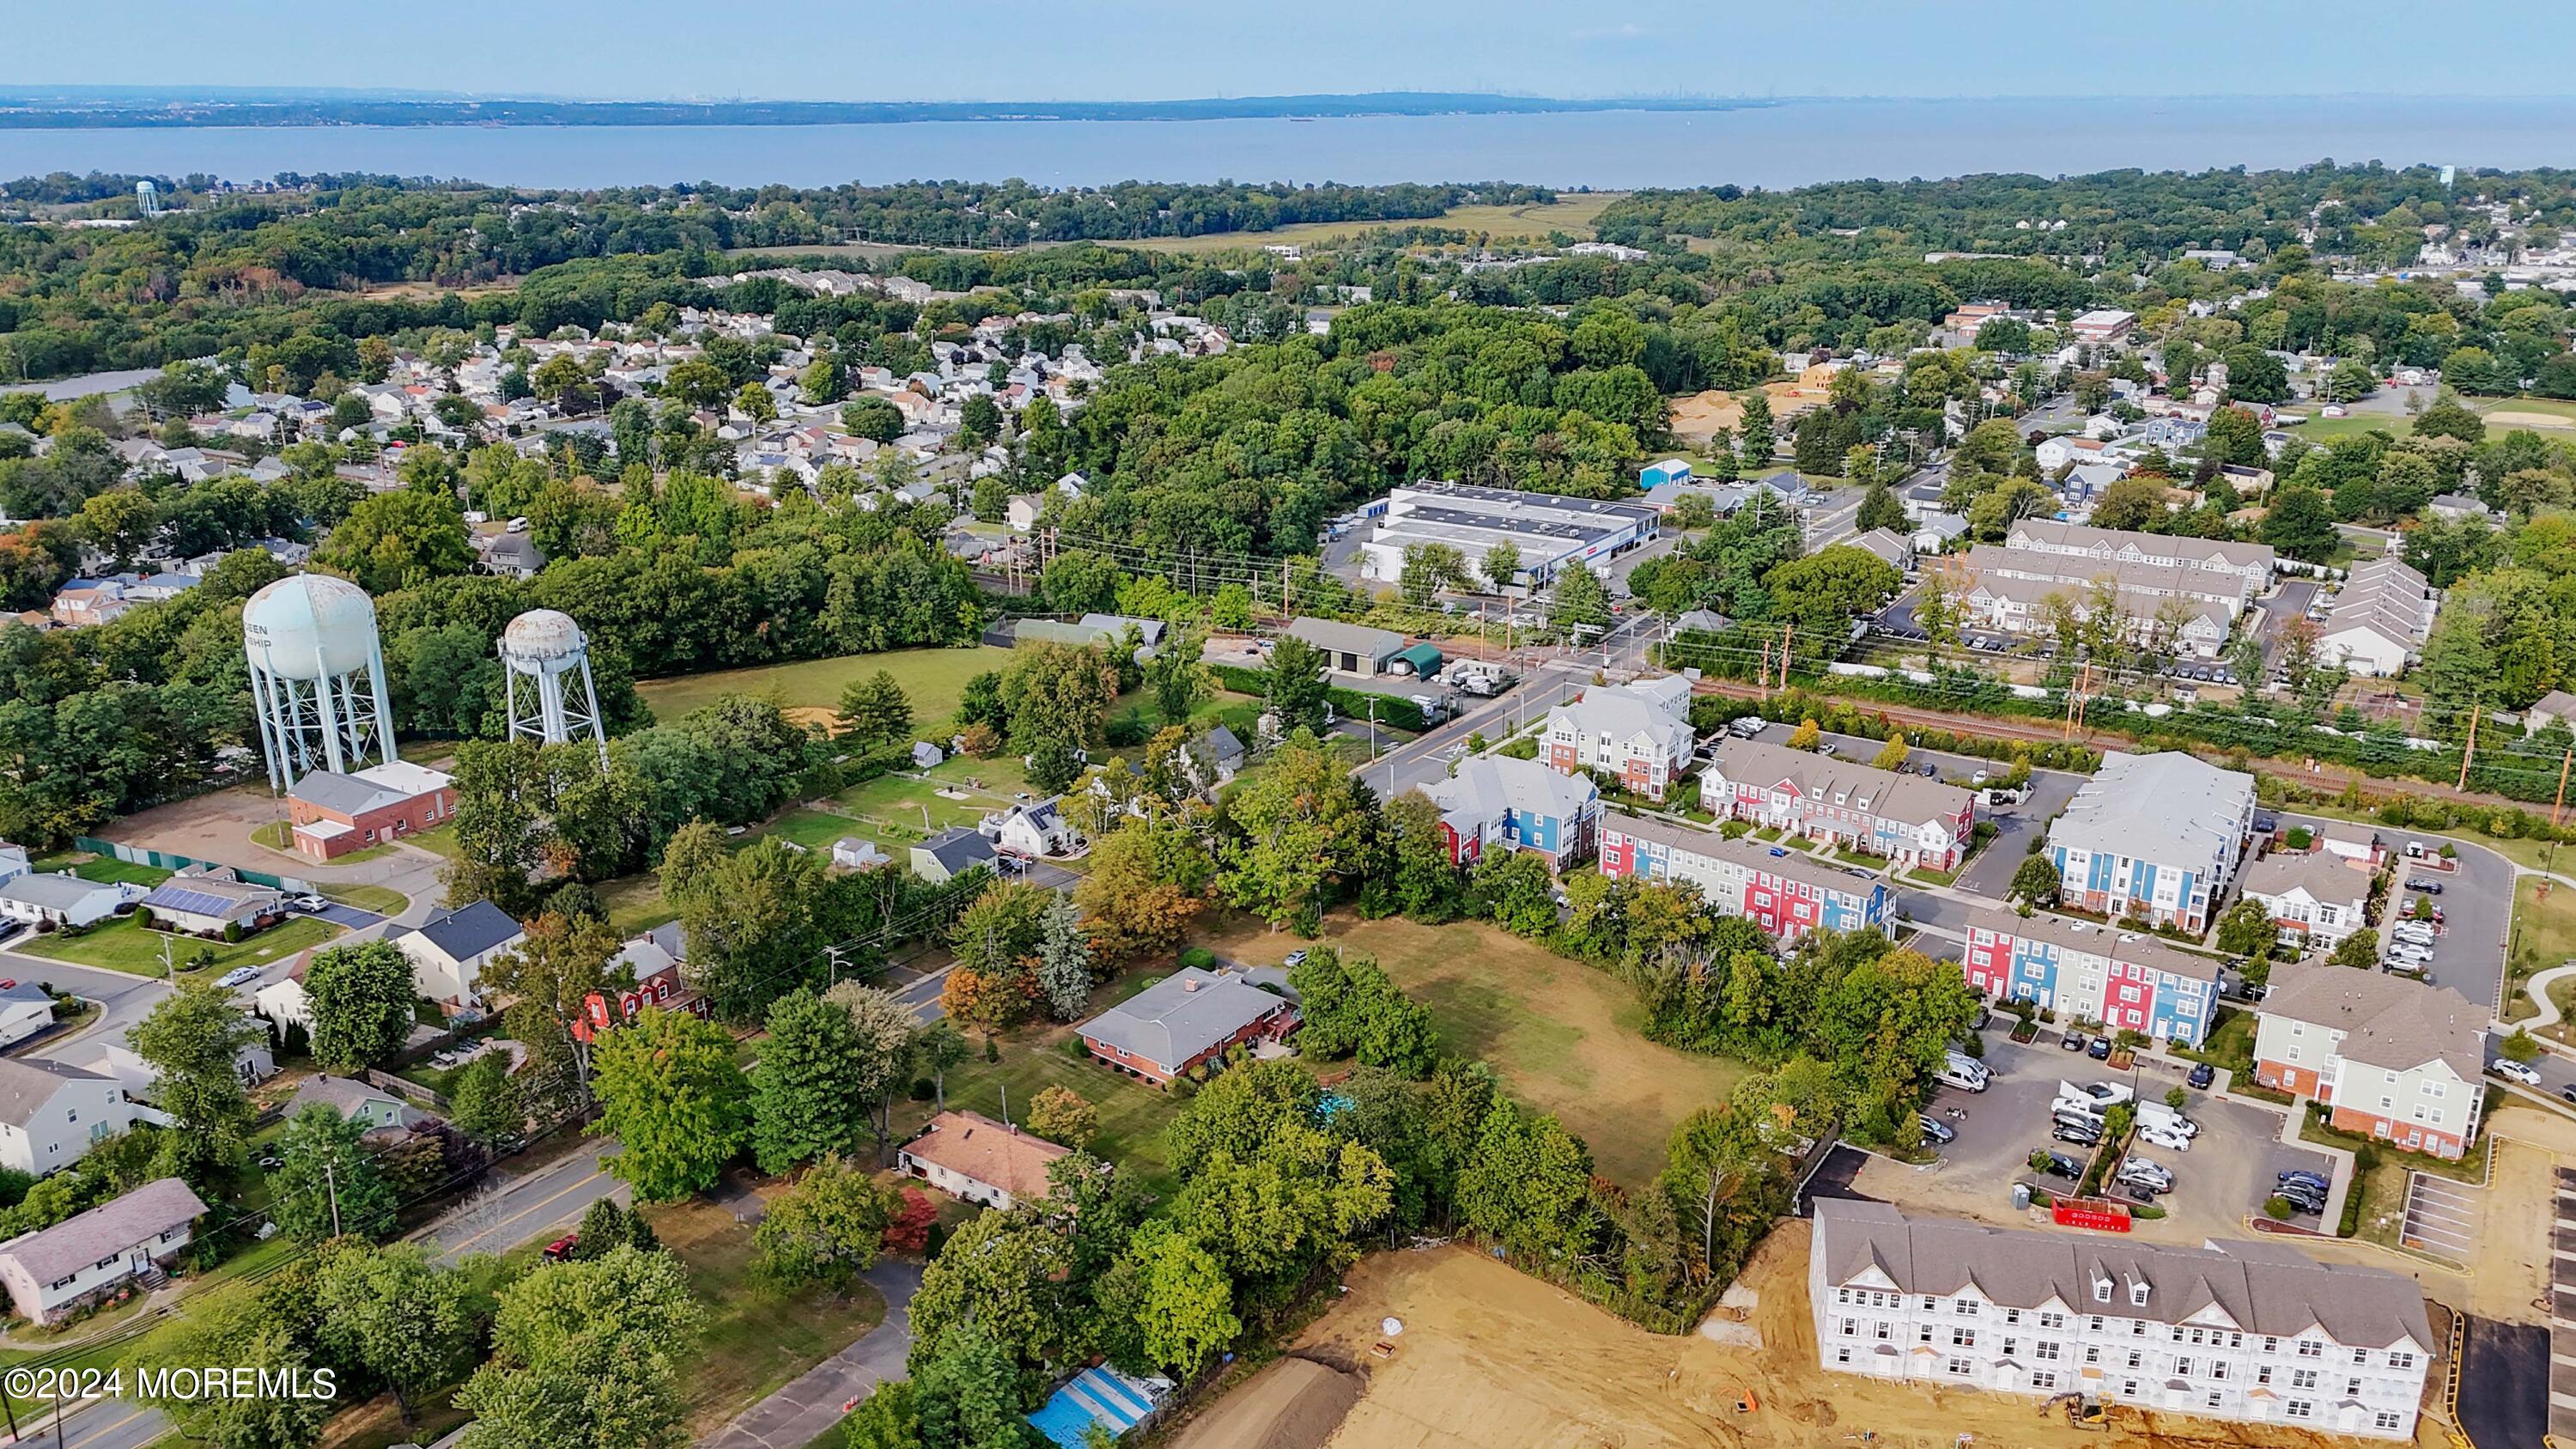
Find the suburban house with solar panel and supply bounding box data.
[1077,965,1299,1087]
[0,1058,137,1176]
[897,1110,1071,1210]
[1954,905,2221,1046]
[0,1178,209,1325]
[2044,752,2255,934]
[1810,1198,2433,1440]
[136,868,283,939]
[1597,814,1889,941]
[389,899,526,1013]
[284,759,457,861]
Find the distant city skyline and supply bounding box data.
[9,1,2572,104]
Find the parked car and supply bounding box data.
[2052,1122,2102,1148]
[2407,879,2445,895]
[2275,1185,2326,1215]
[2186,1061,2216,1090]
[1917,1115,1956,1146]
[2114,1159,2174,1193]
[2490,1058,2543,1087]
[2060,1032,2089,1053]
[290,893,329,913]
[2138,1123,2193,1153]
[215,965,261,988]
[2251,813,2279,835]
[2276,1168,2330,1194]
[543,1233,580,1262]
[2033,1151,2083,1180]
[2561,1084,2576,1106]
[1283,950,1309,968]
[2087,1036,2113,1061]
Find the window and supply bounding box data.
[2297,1340,2323,1359]
[2041,1312,2066,1330]
[2129,1282,2149,1307]
[2390,1352,2415,1371]
[1952,1327,1976,1348]
[2291,1370,2318,1391]
[2286,1400,2313,1422]
[2262,1336,2279,1354]
[2004,1308,2022,1325]
[2176,1357,2193,1377]
[2207,1391,2224,1409]
[2350,1348,2368,1365]
[46,1275,72,1289]
[1947,1357,1971,1378]
[2374,1412,2403,1432]
[2083,1347,2101,1365]
[2093,1279,2112,1304]
[2036,1342,2061,1361]
[2125,1351,2142,1370]
[2032,1371,2057,1391]
[1835,1346,1853,1366]
[92,1254,117,1270]
[1839,1318,1857,1338]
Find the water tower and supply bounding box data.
[134,180,160,217]
[243,573,396,791]
[499,609,610,770]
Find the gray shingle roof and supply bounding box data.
[289,770,410,817]
[1286,617,1403,661]
[0,1178,207,1285]
[2240,850,2372,906]
[1429,755,1599,831]
[0,1058,112,1127]
[2047,751,2253,871]
[1078,967,1292,1071]
[0,874,117,911]
[918,826,996,874]
[2261,965,2483,1083]
[397,900,524,964]
[1967,904,2221,983]
[1709,738,1977,829]
[1814,1199,2433,1349]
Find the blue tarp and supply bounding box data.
[1027,1366,1164,1448]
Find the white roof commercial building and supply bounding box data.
[1357,483,1659,593]
[1811,1198,2433,1440]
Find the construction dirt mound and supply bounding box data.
[1170,1356,1363,1449]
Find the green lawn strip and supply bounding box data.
[2294,1108,2486,1185]
[599,874,677,937]
[404,824,460,859]
[323,884,410,916]
[890,1027,1184,1197]
[635,644,1012,728]
[17,915,343,979]
[31,854,173,889]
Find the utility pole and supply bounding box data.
[324,1161,342,1239]
[1780,622,1794,690]
[2552,746,2573,831]
[2456,698,2482,793]
[1758,640,1771,695]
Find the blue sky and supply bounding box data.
[14,2,2571,100]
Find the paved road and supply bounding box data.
[2275,811,2515,1014]
[698,1261,922,1449]
[2258,578,2322,673]
[418,1137,623,1267]
[1355,609,1662,801]
[0,941,175,1072]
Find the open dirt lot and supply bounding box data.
[1666,391,1745,445]
[2484,409,2576,430]
[1215,1228,2445,1449]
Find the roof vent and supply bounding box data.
[1182,977,1201,992]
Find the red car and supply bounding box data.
[542,1233,579,1262]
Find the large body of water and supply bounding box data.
[4,96,2573,191]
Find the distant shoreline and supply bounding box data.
[0,92,1777,131]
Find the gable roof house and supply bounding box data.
[137,870,283,938]
[2239,850,2374,951]
[0,981,56,1051]
[0,1178,210,1325]
[911,826,999,884]
[1077,967,1298,1087]
[1425,755,1602,870]
[0,874,130,931]
[897,1111,1072,1211]
[2253,965,2485,1159]
[287,1075,429,1134]
[0,1058,136,1176]
[389,900,526,1012]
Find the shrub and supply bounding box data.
[2284,826,2312,850]
[1178,947,1217,971]
[908,1077,936,1101]
[2263,1194,2295,1220]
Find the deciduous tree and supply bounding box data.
[750,989,874,1173]
[304,940,420,1075]
[590,1007,751,1202]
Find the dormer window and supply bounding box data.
[2129,1280,2149,1307]
[2092,1276,2112,1304]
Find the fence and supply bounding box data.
[72,837,314,895]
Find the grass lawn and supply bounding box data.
[826,753,1038,841]
[404,823,459,859]
[325,884,410,916]
[2297,1108,2487,1184]
[2514,876,2576,975]
[640,1194,889,1437]
[250,819,398,864]
[19,913,341,978]
[636,644,1012,730]
[889,1014,1185,1194]
[600,874,677,936]
[1198,913,1748,1187]
[1115,194,1620,254]
[0,1234,301,1421]
[1905,863,1962,887]
[32,852,173,888]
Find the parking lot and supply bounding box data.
[2398,1172,2481,1259]
[2277,811,2516,1014]
[1849,1030,2337,1245]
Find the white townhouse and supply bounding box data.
[1812,1199,2434,1441]
[2238,851,2373,953]
[2313,556,2438,678]
[2044,752,2255,935]
[1541,675,1697,801]
[2252,966,2485,1160]
[2001,521,2274,603]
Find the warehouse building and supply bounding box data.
[1357,483,1659,592]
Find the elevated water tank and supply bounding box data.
[499,608,588,672]
[243,573,380,681]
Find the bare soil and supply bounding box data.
[1667,391,1745,445]
[1171,1357,1364,1449]
[1242,1227,2446,1449]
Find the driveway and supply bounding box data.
[698,1260,921,1449]
[2275,812,2515,1014]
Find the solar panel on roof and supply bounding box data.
[146,887,241,916]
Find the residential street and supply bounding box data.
[697,1261,922,1449]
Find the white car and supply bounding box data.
[2136,1124,2192,1153]
[290,893,329,912]
[2490,1058,2543,1087]
[215,965,261,988]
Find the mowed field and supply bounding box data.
[634,644,1011,728]
[1200,913,1745,1186]
[1118,194,1623,255]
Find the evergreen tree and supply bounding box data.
[1856,481,1906,533]
[1037,893,1095,1021]
[1738,394,1775,464]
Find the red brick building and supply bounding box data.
[1077,966,1297,1087]
[575,923,708,1042]
[286,761,456,861]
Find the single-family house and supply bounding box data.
[1077,967,1298,1087]
[0,982,55,1051]
[0,1058,135,1175]
[389,900,526,1011]
[286,1075,427,1133]
[0,874,128,931]
[988,799,1079,858]
[0,1178,209,1325]
[897,1111,1071,1211]
[582,922,707,1040]
[2529,689,2576,736]
[831,837,891,871]
[912,826,999,884]
[136,871,283,938]
[0,843,27,888]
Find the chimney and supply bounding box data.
[1182,977,1200,992]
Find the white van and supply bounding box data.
[2136,1100,2198,1139]
[1935,1051,1990,1093]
